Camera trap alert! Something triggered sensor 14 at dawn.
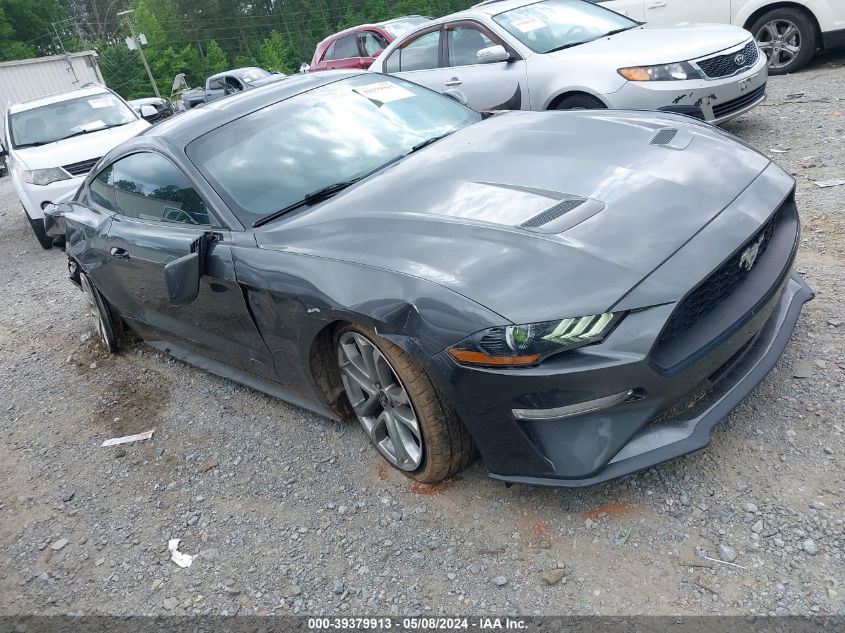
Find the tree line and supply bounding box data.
[0,0,476,99]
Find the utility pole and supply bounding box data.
[52,21,80,84]
[117,9,161,98]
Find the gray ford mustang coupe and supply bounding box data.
[46,71,812,487]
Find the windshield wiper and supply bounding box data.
[52,122,132,144]
[409,132,453,154]
[14,141,49,149]
[252,179,363,228]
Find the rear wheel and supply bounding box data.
[80,273,118,353]
[24,207,53,250]
[751,8,817,75]
[336,325,474,483]
[553,94,606,111]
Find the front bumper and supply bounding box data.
[605,53,768,124]
[427,177,812,487]
[13,173,84,220]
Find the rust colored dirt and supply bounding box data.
[581,501,640,521]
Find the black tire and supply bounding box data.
[24,207,53,250]
[750,8,817,75]
[336,324,475,483]
[80,272,119,353]
[553,93,606,111]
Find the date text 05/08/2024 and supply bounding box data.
[307,617,528,630]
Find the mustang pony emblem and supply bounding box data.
[740,236,764,271]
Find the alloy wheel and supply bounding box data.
[337,331,423,471]
[755,19,801,70]
[80,274,115,351]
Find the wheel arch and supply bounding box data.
[545,90,608,111]
[741,2,822,40]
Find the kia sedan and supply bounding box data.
[45,72,811,487]
[370,0,768,123]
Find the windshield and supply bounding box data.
[382,16,431,39]
[493,0,638,54]
[9,92,136,148]
[188,74,481,227]
[236,67,272,84]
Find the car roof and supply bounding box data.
[471,0,539,13]
[8,85,113,113]
[316,15,430,45]
[140,71,362,146]
[207,67,267,81]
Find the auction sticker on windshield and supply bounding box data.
[511,17,548,32]
[88,97,117,109]
[353,82,416,104]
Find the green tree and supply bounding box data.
[204,39,228,74]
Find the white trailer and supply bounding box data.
[0,51,104,129]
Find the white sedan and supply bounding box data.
[370,0,768,123]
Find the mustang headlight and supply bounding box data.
[447,313,623,367]
[618,62,700,81]
[21,168,71,186]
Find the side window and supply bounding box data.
[321,40,337,62]
[447,25,496,67]
[89,165,116,211]
[325,34,359,60]
[207,77,224,90]
[111,153,211,226]
[394,30,441,72]
[359,31,389,56]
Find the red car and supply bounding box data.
[308,16,430,72]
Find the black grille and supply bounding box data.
[712,84,766,119]
[658,207,782,345]
[62,157,100,176]
[696,40,759,78]
[650,128,677,146]
[520,199,585,229]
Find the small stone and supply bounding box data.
[751,520,764,534]
[289,585,302,596]
[492,576,508,587]
[151,578,162,590]
[541,569,566,585]
[802,539,818,555]
[332,580,344,594]
[162,597,179,611]
[89,362,97,369]
[823,447,834,455]
[338,505,348,515]
[199,460,218,473]
[742,502,758,513]
[827,318,843,328]
[62,492,75,503]
[447,572,456,580]
[94,557,105,567]
[809,500,826,510]
[50,539,68,551]
[814,359,827,370]
[680,494,691,507]
[792,361,814,378]
[829,588,839,599]
[718,544,737,563]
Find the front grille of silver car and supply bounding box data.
[712,84,766,119]
[658,203,783,345]
[696,40,759,78]
[62,157,101,176]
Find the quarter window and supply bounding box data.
[110,153,211,225]
[359,31,389,56]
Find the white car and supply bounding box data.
[370,0,768,123]
[1,85,151,249]
[593,0,845,74]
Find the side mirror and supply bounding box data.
[373,49,384,58]
[299,63,311,74]
[477,44,510,64]
[164,252,200,305]
[139,104,158,119]
[443,89,469,106]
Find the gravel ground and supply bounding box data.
[1,53,844,618]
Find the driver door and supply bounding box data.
[442,21,528,111]
[85,151,277,379]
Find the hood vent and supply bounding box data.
[520,198,585,229]
[650,128,678,146]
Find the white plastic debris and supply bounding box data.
[101,430,154,447]
[168,538,194,568]
[814,179,845,188]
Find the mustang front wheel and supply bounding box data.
[336,325,474,483]
[80,273,118,353]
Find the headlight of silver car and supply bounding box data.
[21,168,71,186]
[618,62,701,81]
[447,313,624,367]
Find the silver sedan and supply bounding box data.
[370,0,768,124]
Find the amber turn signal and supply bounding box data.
[447,348,541,367]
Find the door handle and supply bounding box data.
[444,78,462,87]
[110,247,130,260]
[648,1,667,7]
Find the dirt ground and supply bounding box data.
[1,53,843,618]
